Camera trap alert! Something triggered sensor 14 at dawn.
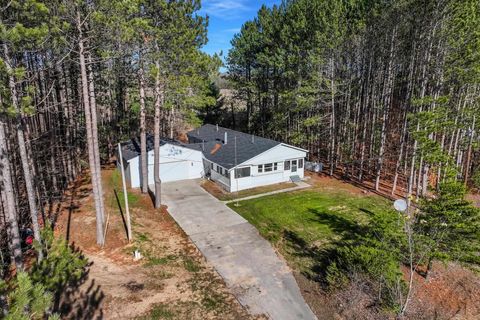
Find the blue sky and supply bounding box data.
[199,0,281,67]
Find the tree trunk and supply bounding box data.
[139,56,148,194]
[375,28,396,192]
[87,54,106,226]
[392,42,415,196]
[77,10,104,245]
[0,120,23,271]
[329,57,336,176]
[154,60,162,209]
[464,115,476,185]
[2,42,42,260]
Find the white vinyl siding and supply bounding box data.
[227,144,307,192]
[124,143,204,188]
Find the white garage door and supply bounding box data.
[148,161,190,183]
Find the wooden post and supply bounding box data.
[118,143,132,242]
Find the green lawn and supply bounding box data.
[228,187,392,278]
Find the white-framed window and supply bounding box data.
[299,159,304,169]
[235,167,251,178]
[291,160,297,172]
[257,162,281,174]
[284,160,290,170]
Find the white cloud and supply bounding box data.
[224,28,241,33]
[201,0,250,18]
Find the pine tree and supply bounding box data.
[0,272,54,320]
[415,181,480,272]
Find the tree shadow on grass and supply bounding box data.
[282,208,372,285]
[114,189,129,240]
[282,229,338,284]
[307,208,368,240]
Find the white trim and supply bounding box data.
[279,143,309,153]
[232,144,306,169]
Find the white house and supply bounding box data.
[119,125,307,192]
[119,136,204,188]
[187,124,308,192]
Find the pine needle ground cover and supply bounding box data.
[228,179,392,279]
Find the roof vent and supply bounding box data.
[224,132,228,144]
[216,124,219,131]
[251,134,255,143]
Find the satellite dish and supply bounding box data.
[393,199,408,213]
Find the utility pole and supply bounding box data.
[118,143,132,242]
[234,136,239,206]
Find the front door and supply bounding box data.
[291,160,297,173]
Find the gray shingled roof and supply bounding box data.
[120,125,300,170]
[120,134,196,161]
[187,124,281,169]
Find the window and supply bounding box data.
[235,167,251,178]
[299,159,304,169]
[211,163,214,170]
[291,160,297,172]
[284,160,290,170]
[258,163,280,173]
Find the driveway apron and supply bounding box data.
[159,180,317,320]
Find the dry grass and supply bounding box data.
[201,179,296,201]
[54,167,257,319]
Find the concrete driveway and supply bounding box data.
[160,180,317,320]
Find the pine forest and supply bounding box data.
[1,0,479,319]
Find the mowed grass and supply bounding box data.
[228,184,392,276]
[105,169,140,209]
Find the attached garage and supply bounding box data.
[119,136,204,188]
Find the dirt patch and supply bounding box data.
[53,168,258,319]
[293,271,393,320]
[466,193,480,207]
[405,261,480,319]
[305,170,405,201]
[293,260,480,320]
[201,179,296,201]
[306,172,368,196]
